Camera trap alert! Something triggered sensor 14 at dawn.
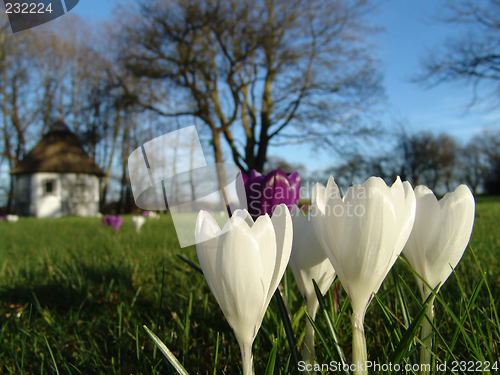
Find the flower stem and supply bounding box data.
[238,340,254,375]
[302,319,316,373]
[351,311,367,375]
[419,297,435,375]
[302,298,320,374]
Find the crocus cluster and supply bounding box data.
[0,214,19,223]
[102,215,124,232]
[193,168,475,375]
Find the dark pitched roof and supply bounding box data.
[10,120,105,176]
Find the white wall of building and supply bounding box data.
[27,173,100,218]
[32,173,61,218]
[59,173,100,217]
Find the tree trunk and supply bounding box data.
[6,174,15,214]
[254,72,273,172]
[101,110,121,207]
[211,130,231,210]
[118,156,128,214]
[254,134,268,172]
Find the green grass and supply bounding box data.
[0,198,499,374]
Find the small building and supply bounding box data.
[10,120,104,218]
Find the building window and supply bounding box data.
[44,179,56,196]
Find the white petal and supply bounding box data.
[321,177,345,278]
[291,208,327,270]
[310,177,346,298]
[340,177,398,313]
[195,210,222,243]
[218,217,272,342]
[427,185,475,289]
[389,177,405,229]
[311,182,326,213]
[220,209,254,235]
[402,185,442,295]
[438,190,452,209]
[252,214,277,300]
[390,180,416,265]
[290,205,306,232]
[415,185,435,200]
[265,205,293,307]
[195,211,224,308]
[310,183,341,291]
[289,205,336,303]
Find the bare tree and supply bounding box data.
[471,129,500,194]
[437,134,459,190]
[397,130,434,187]
[116,0,383,173]
[0,23,42,212]
[323,151,400,190]
[324,153,367,189]
[417,0,500,105]
[459,140,485,194]
[397,131,459,190]
[324,130,460,191]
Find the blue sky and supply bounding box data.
[69,0,499,173]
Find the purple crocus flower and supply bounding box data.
[102,215,124,232]
[142,211,150,217]
[240,169,301,220]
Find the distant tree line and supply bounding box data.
[3,0,500,215]
[319,0,500,197]
[326,129,500,195]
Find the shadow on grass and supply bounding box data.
[0,262,153,313]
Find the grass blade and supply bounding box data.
[44,336,60,375]
[213,332,219,375]
[312,280,347,368]
[303,308,334,361]
[264,338,278,375]
[388,285,438,369]
[177,255,204,275]
[273,289,300,374]
[143,325,189,375]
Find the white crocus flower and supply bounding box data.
[402,185,475,373]
[6,215,19,223]
[289,205,335,371]
[311,176,415,374]
[132,215,146,233]
[403,185,475,299]
[195,204,293,375]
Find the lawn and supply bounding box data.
[0,198,499,374]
